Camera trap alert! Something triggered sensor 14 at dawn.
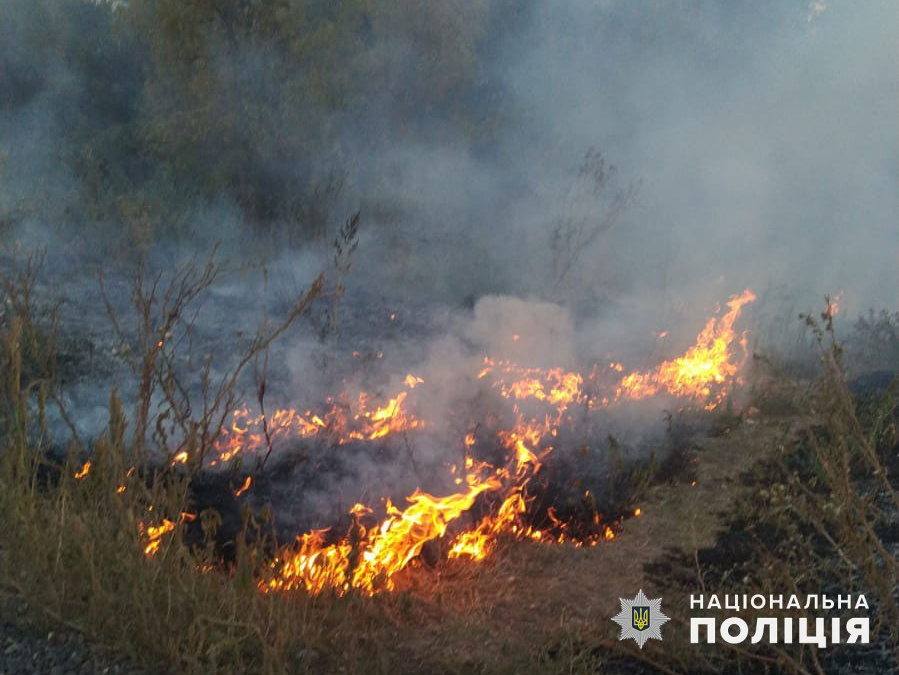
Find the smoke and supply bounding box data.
[349,0,897,318]
[2,1,895,314]
[1,1,896,523]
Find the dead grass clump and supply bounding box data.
[0,248,356,674]
[602,304,899,674]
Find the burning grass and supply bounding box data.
[0,251,759,672]
[9,249,891,673]
[592,312,899,675]
[181,287,755,597]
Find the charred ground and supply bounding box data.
[0,249,896,674]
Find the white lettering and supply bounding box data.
[830,617,841,644]
[720,618,750,644]
[691,618,716,644]
[845,618,869,644]
[750,618,778,644]
[783,617,793,644]
[799,617,827,648]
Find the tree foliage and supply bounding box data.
[1,0,502,244]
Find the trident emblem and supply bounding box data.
[613,590,669,648]
[632,606,650,631]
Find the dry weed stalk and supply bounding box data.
[0,248,330,674]
[97,247,322,473]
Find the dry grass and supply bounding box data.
[0,248,637,675]
[0,251,896,674]
[596,311,899,674]
[0,249,343,674]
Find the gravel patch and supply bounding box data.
[0,598,166,675]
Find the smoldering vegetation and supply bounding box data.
[0,2,897,673]
[1,0,896,561]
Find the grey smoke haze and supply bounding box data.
[1,0,896,448]
[1,1,895,318]
[4,1,897,538]
[346,0,897,317]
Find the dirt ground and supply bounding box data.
[335,402,816,674]
[0,399,830,674]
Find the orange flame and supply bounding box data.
[140,518,176,557]
[259,289,755,595]
[117,290,757,594]
[265,464,502,595]
[828,290,844,317]
[234,476,252,497]
[615,289,756,409]
[477,359,586,419]
[74,460,91,480]
[404,374,424,388]
[205,385,426,467]
[139,512,195,558]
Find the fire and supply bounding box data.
[265,464,503,594]
[404,374,424,389]
[258,289,755,595]
[140,518,176,557]
[477,359,586,416]
[139,512,196,558]
[827,290,844,317]
[111,289,756,595]
[234,476,252,497]
[74,460,91,479]
[615,289,756,409]
[265,384,586,594]
[206,385,425,466]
